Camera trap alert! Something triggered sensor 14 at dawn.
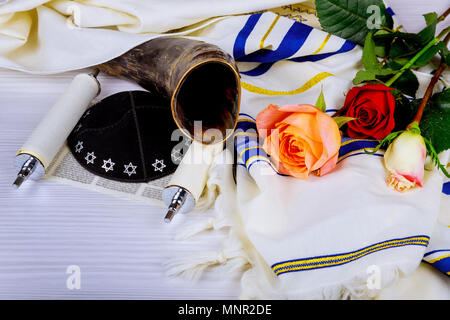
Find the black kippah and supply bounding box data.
[67,91,188,182]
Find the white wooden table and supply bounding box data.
[0,1,448,299]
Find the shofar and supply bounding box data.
[98,37,241,144]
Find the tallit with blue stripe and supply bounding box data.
[195,7,450,298]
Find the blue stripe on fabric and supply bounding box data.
[233,14,355,76]
[424,249,450,257]
[338,140,381,157]
[240,39,355,76]
[236,120,257,132]
[236,21,313,63]
[240,62,275,76]
[272,235,430,276]
[385,7,395,16]
[290,40,356,63]
[235,139,251,150]
[337,152,383,164]
[239,113,257,121]
[242,146,268,160]
[275,240,429,275]
[428,257,450,276]
[442,182,450,195]
[271,235,430,268]
[233,13,263,60]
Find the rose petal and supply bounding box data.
[314,111,340,169]
[343,86,363,112]
[318,152,339,176]
[278,104,319,114]
[282,112,322,143]
[282,123,323,160]
[256,104,288,138]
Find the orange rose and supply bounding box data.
[256,104,341,179]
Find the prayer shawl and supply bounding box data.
[165,11,450,299]
[1,0,448,299]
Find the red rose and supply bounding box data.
[340,84,395,140]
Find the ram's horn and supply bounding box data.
[98,37,241,144]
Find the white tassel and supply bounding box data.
[195,149,231,211]
[165,234,249,281]
[223,256,250,274]
[166,150,250,281]
[175,214,232,240]
[174,217,216,241]
[196,183,219,211]
[164,250,229,281]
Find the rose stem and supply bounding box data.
[438,7,450,22]
[409,32,449,126]
[408,62,446,126]
[384,38,438,87]
[385,8,450,87]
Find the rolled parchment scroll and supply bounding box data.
[14,72,100,187]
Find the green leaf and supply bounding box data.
[440,45,450,66]
[372,31,423,43]
[423,137,450,177]
[374,67,395,75]
[353,70,377,85]
[378,62,419,97]
[364,130,403,154]
[374,44,387,58]
[362,32,380,71]
[412,41,444,67]
[417,12,437,45]
[393,42,444,68]
[389,38,420,59]
[423,12,437,25]
[392,69,419,98]
[433,87,450,109]
[372,29,391,58]
[315,86,326,112]
[421,89,450,154]
[393,94,417,131]
[333,116,355,128]
[373,28,430,60]
[353,68,395,85]
[316,0,390,46]
[394,90,450,154]
[352,32,396,85]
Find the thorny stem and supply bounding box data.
[409,32,449,126]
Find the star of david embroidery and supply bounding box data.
[75,141,84,153]
[102,158,115,172]
[85,151,96,164]
[152,159,166,172]
[123,162,137,177]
